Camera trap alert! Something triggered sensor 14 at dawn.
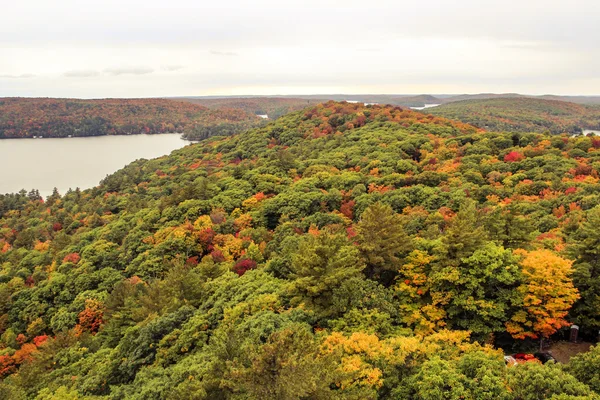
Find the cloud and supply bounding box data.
[63,70,100,78]
[0,73,36,79]
[210,50,238,57]
[103,67,154,76]
[161,65,184,71]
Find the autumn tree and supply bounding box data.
[506,249,579,340]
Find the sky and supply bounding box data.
[1,0,599,98]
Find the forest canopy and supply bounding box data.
[0,98,264,139]
[429,97,600,135]
[1,101,600,399]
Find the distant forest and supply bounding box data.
[0,98,264,139]
[429,98,600,135]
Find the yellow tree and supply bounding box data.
[506,249,579,340]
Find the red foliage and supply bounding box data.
[504,151,525,162]
[186,256,199,266]
[254,192,267,201]
[574,163,593,176]
[346,226,357,239]
[33,335,49,346]
[0,355,16,378]
[210,249,226,263]
[77,301,104,334]
[62,252,81,264]
[198,228,216,246]
[233,259,257,276]
[52,222,63,231]
[340,200,356,220]
[565,187,577,195]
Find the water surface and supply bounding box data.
[0,134,192,197]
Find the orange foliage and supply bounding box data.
[506,249,579,339]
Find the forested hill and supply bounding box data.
[0,98,264,139]
[428,97,600,134]
[174,97,322,119]
[3,102,600,398]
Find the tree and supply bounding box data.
[506,361,595,400]
[226,325,339,400]
[430,243,521,338]
[288,232,365,316]
[570,206,600,332]
[441,200,487,264]
[568,345,600,393]
[506,249,579,340]
[356,202,412,285]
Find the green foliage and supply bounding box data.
[506,362,596,400]
[0,101,599,398]
[288,231,365,316]
[568,345,600,393]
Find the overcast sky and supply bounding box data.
[1,0,599,98]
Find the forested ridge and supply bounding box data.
[174,97,322,120]
[0,98,264,139]
[2,101,600,399]
[429,97,600,135]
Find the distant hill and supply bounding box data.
[174,94,445,108]
[428,97,600,134]
[0,98,264,139]
[173,97,322,119]
[440,93,600,106]
[174,94,600,109]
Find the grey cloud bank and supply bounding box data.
[1,0,599,97]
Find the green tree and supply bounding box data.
[288,232,365,316]
[570,206,600,331]
[356,202,412,285]
[507,362,595,400]
[568,345,600,393]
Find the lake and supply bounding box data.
[0,134,193,197]
[410,104,441,110]
[583,129,600,136]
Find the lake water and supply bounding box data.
[583,129,600,136]
[411,104,441,110]
[0,134,193,197]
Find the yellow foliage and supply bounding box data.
[34,240,50,252]
[507,249,579,339]
[193,215,213,231]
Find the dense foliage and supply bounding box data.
[429,98,600,134]
[176,97,322,119]
[0,98,263,139]
[1,101,600,398]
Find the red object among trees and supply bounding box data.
[504,151,525,162]
[233,259,257,276]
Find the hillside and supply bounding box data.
[429,97,600,134]
[0,98,264,139]
[441,93,600,105]
[178,95,445,108]
[174,97,322,119]
[2,102,600,398]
